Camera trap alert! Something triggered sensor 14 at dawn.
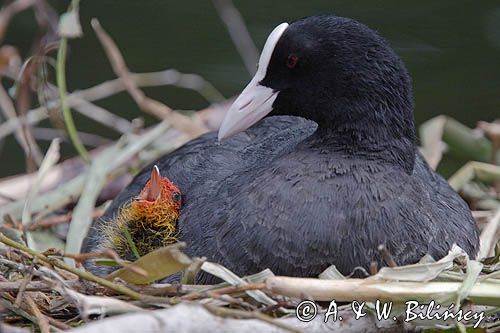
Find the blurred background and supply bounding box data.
[2,0,500,177]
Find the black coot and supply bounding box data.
[84,15,479,281]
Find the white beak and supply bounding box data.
[218,23,289,141]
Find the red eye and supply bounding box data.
[286,54,299,68]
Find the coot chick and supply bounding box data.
[84,15,479,281]
[87,166,181,273]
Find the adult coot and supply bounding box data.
[84,15,479,281]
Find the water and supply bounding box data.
[2,0,499,177]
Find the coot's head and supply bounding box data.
[133,165,182,213]
[218,15,416,169]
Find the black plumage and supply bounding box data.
[83,15,479,281]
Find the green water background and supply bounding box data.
[2,0,499,177]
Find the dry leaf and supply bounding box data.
[58,10,83,38]
[106,242,192,284]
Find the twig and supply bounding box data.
[2,290,70,331]
[212,0,259,76]
[204,283,266,297]
[0,280,207,297]
[41,82,134,134]
[29,208,104,231]
[181,282,266,301]
[0,81,42,165]
[0,106,47,141]
[370,261,378,275]
[32,0,59,44]
[88,70,224,103]
[0,232,145,300]
[378,244,397,267]
[128,283,205,296]
[46,247,106,263]
[67,249,149,276]
[0,69,223,141]
[0,257,29,272]
[25,295,50,333]
[0,297,39,329]
[13,265,34,307]
[0,280,111,295]
[91,18,208,138]
[16,59,44,172]
[259,300,295,314]
[32,126,110,147]
[205,291,257,310]
[46,315,73,331]
[71,97,133,134]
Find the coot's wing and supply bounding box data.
[179,151,477,282]
[412,152,479,259]
[177,151,430,280]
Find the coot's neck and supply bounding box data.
[309,125,416,173]
[308,96,417,173]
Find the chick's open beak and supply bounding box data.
[136,165,162,202]
[218,23,288,141]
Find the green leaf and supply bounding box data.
[122,225,141,260]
